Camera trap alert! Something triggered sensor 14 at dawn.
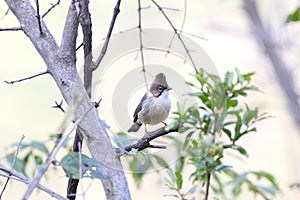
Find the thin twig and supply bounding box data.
[179,0,187,35]
[21,104,95,199]
[150,0,198,73]
[0,165,67,200]
[76,42,83,51]
[78,0,93,97]
[0,135,25,199]
[42,0,61,18]
[52,100,65,113]
[204,169,211,200]
[93,0,121,70]
[180,31,207,40]
[35,0,43,35]
[100,26,138,40]
[137,0,148,90]
[4,71,48,84]
[0,8,10,21]
[165,0,187,58]
[78,142,86,200]
[0,27,22,31]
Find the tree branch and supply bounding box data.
[0,135,25,199]
[4,70,48,84]
[93,0,121,70]
[78,0,93,96]
[0,165,67,200]
[5,0,131,199]
[22,103,95,199]
[137,0,149,89]
[124,126,178,152]
[243,0,300,135]
[35,0,43,35]
[150,0,198,73]
[0,27,22,31]
[42,0,61,18]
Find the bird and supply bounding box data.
[128,73,172,137]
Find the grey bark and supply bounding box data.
[244,0,300,135]
[4,0,131,199]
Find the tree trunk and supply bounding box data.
[4,0,131,199]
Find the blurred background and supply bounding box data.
[0,0,300,199]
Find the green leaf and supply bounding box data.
[224,71,234,89]
[34,155,43,165]
[253,171,280,191]
[195,71,206,85]
[132,172,144,188]
[232,172,249,196]
[235,68,244,84]
[286,7,300,23]
[222,128,232,140]
[242,72,255,81]
[215,165,232,171]
[30,141,49,154]
[226,99,238,108]
[234,114,242,141]
[6,154,25,174]
[60,152,106,181]
[186,81,195,87]
[175,171,183,189]
[166,168,177,182]
[153,155,169,169]
[175,156,185,174]
[236,146,249,157]
[243,106,258,125]
[183,131,193,150]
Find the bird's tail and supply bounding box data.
[128,123,142,132]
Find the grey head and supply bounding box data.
[150,73,171,97]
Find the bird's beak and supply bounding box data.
[167,87,172,91]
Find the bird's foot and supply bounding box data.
[162,121,167,127]
[144,129,151,138]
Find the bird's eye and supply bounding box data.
[157,86,164,92]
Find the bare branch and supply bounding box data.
[0,27,21,31]
[59,3,79,56]
[0,135,25,199]
[204,169,211,200]
[42,0,61,18]
[78,143,86,200]
[52,100,65,113]
[0,165,67,200]
[161,7,182,12]
[76,42,83,51]
[150,0,198,73]
[124,126,178,152]
[243,0,300,135]
[137,0,149,89]
[22,103,95,199]
[35,0,43,35]
[5,0,131,199]
[93,0,121,70]
[4,70,48,84]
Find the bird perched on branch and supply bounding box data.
[128,73,172,137]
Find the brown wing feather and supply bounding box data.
[133,93,148,123]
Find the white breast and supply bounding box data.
[148,90,171,125]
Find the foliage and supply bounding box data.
[5,139,55,178]
[163,69,279,199]
[286,7,300,23]
[127,69,279,200]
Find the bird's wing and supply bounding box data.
[133,93,148,123]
